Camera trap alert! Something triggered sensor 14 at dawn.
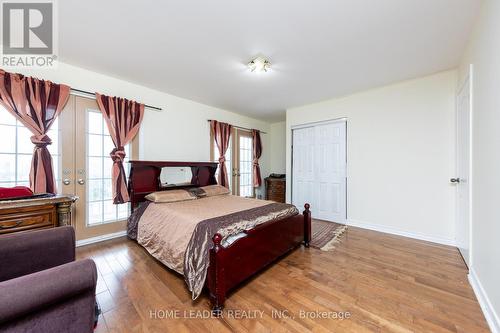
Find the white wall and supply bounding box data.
[17,63,271,196]
[459,1,500,331]
[269,121,286,174]
[286,70,457,245]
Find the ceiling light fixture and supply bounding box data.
[247,56,271,73]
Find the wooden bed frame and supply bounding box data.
[128,160,311,313]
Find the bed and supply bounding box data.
[127,160,311,313]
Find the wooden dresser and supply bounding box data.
[0,195,78,235]
[265,177,286,203]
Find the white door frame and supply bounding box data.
[455,64,473,268]
[291,117,348,223]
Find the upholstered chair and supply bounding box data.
[0,226,97,333]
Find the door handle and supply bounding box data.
[450,178,460,183]
[63,178,71,185]
[77,178,85,185]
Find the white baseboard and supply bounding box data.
[347,219,456,246]
[76,230,127,247]
[469,268,500,333]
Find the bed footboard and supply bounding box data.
[207,203,311,314]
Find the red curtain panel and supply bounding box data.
[210,120,232,188]
[0,70,70,194]
[96,93,144,204]
[251,129,263,187]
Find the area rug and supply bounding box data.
[310,219,347,251]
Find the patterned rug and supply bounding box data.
[310,219,347,251]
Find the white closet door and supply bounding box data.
[292,121,347,223]
[292,127,315,211]
[315,122,346,222]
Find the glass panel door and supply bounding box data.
[233,130,254,197]
[62,96,137,241]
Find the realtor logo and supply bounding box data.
[1,1,57,68]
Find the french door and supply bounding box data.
[292,120,347,223]
[60,96,137,241]
[212,128,254,197]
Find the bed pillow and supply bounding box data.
[145,189,197,203]
[200,185,230,197]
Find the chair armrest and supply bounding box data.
[0,226,75,282]
[0,259,97,324]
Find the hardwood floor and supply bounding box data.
[76,226,489,333]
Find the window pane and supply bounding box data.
[47,129,59,155]
[88,111,102,135]
[103,200,117,222]
[103,158,113,178]
[0,125,15,153]
[88,134,103,157]
[52,156,60,180]
[88,157,103,179]
[88,202,103,225]
[17,126,33,154]
[88,179,103,201]
[0,110,15,125]
[103,178,112,200]
[0,154,15,181]
[103,136,115,155]
[17,154,32,181]
[117,203,129,219]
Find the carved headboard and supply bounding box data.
[128,160,218,211]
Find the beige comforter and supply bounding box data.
[137,195,269,273]
[135,194,299,299]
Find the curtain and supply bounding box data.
[251,129,263,187]
[0,70,70,194]
[96,93,144,204]
[211,120,232,188]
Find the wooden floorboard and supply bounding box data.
[76,226,489,333]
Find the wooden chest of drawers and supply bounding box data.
[0,195,77,235]
[265,177,286,203]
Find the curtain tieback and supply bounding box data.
[110,147,126,163]
[218,156,226,164]
[30,134,52,148]
[253,158,260,166]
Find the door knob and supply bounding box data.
[77,178,85,185]
[450,178,460,183]
[63,179,71,185]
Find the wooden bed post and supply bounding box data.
[208,233,225,316]
[303,203,311,247]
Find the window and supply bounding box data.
[0,106,61,190]
[86,110,129,225]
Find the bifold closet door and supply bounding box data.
[292,127,315,215]
[315,122,347,223]
[292,121,347,223]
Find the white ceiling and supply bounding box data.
[59,0,481,121]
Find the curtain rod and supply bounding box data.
[207,120,267,134]
[70,88,163,112]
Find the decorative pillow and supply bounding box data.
[0,186,34,199]
[186,187,207,198]
[200,185,230,197]
[145,189,197,203]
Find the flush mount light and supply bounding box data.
[247,56,271,73]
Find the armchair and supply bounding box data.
[0,226,97,333]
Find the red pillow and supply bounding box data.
[0,186,34,199]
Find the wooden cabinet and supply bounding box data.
[0,195,77,235]
[265,177,286,203]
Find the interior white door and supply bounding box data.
[315,122,347,222]
[455,74,471,267]
[292,121,347,223]
[292,127,315,212]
